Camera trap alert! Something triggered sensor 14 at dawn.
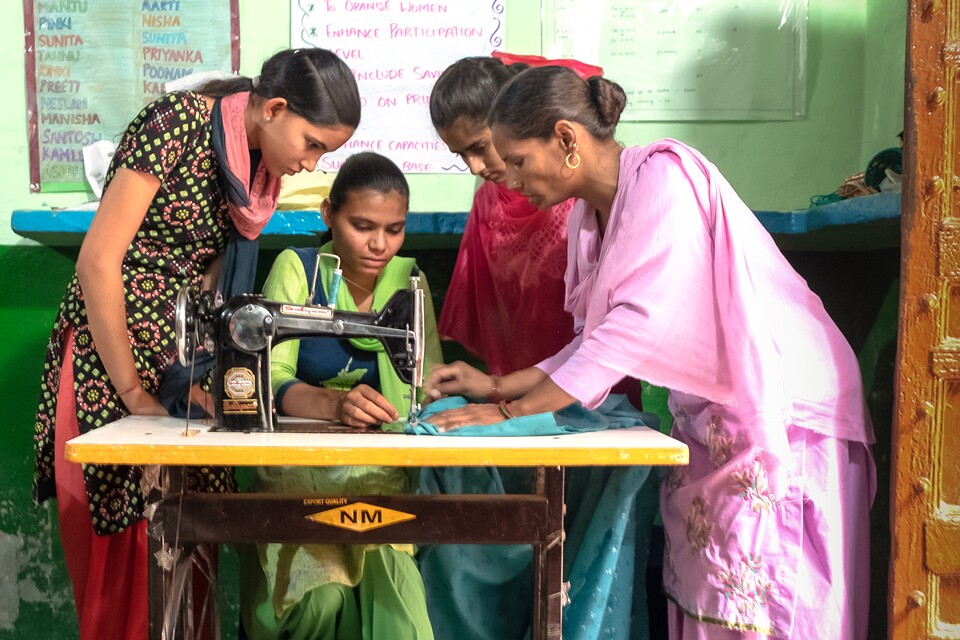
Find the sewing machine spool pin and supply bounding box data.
[408,275,424,421]
[308,252,342,309]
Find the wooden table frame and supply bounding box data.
[66,416,688,640]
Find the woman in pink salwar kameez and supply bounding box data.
[424,66,876,639]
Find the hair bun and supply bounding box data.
[587,76,626,131]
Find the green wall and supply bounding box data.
[0,0,905,637]
[0,0,905,239]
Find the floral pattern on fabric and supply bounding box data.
[731,459,778,513]
[321,357,369,392]
[717,553,773,617]
[685,496,712,552]
[672,404,691,430]
[33,92,236,535]
[663,466,688,496]
[706,414,734,467]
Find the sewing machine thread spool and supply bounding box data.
[328,268,343,308]
[308,251,343,309]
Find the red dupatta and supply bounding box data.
[439,182,575,375]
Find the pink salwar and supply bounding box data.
[537,140,876,638]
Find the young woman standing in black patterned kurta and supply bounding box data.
[33,48,360,639]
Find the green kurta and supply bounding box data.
[239,246,441,640]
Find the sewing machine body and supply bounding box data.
[176,281,424,432]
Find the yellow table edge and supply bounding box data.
[64,416,689,468]
[64,441,689,467]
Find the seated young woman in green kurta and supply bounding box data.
[238,151,442,640]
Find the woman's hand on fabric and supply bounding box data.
[188,383,214,417]
[337,384,400,428]
[428,403,505,433]
[120,386,169,416]
[424,361,492,402]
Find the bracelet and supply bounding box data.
[489,374,504,403]
[497,400,515,420]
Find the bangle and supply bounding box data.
[489,374,504,403]
[497,400,515,420]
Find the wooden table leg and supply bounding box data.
[532,466,565,639]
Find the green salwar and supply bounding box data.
[239,544,434,640]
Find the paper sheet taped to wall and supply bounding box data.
[23,0,239,193]
[291,0,505,174]
[542,0,807,121]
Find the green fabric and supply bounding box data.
[261,248,311,397]
[316,241,420,424]
[640,381,673,434]
[857,279,900,394]
[263,245,443,422]
[247,245,444,623]
[240,545,434,640]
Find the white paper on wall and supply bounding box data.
[543,0,808,121]
[293,1,506,174]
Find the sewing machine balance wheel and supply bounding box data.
[175,285,199,367]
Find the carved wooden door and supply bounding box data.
[892,1,960,637]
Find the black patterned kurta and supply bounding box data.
[34,91,237,535]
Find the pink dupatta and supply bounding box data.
[216,91,281,239]
[540,139,871,444]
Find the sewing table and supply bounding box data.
[65,415,688,640]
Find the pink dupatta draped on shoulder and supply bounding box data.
[539,139,872,446]
[538,139,874,636]
[216,91,281,240]
[439,181,575,375]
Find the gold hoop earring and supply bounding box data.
[564,150,581,170]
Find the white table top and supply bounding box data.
[65,415,689,468]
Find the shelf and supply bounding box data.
[11,192,901,252]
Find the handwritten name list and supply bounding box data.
[543,0,805,121]
[294,0,505,174]
[25,0,238,192]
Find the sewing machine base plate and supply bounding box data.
[208,420,396,434]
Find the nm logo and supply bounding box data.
[306,501,415,532]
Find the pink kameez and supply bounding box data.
[537,140,876,638]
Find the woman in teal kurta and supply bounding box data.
[238,152,442,640]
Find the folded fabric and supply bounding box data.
[406,393,659,436]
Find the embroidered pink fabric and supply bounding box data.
[219,91,281,240]
[537,139,875,635]
[538,139,872,445]
[438,181,575,375]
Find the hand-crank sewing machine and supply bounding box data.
[174,261,425,431]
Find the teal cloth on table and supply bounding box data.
[406,394,659,436]
[413,395,660,640]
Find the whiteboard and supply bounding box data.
[292,1,506,174]
[23,0,239,192]
[542,0,807,121]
